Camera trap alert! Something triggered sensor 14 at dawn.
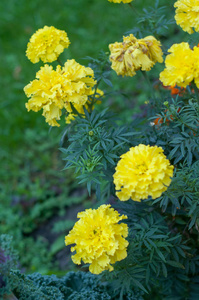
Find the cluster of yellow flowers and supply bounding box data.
[160,42,199,88]
[108,0,133,3]
[65,205,129,274]
[24,60,96,127]
[24,26,102,126]
[113,144,174,202]
[109,34,163,77]
[26,26,70,63]
[174,0,199,34]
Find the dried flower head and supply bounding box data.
[26,26,70,63]
[109,34,163,77]
[65,204,129,274]
[113,144,174,202]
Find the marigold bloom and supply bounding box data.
[113,144,174,202]
[26,26,70,63]
[159,43,195,88]
[108,0,133,3]
[109,34,163,77]
[24,60,96,126]
[65,204,129,274]
[174,0,199,34]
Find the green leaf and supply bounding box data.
[162,263,167,277]
[50,235,65,256]
[156,249,166,262]
[131,278,148,294]
[167,260,185,269]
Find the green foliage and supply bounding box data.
[152,161,199,229]
[0,128,87,273]
[3,267,144,300]
[0,235,18,296]
[60,108,138,199]
[128,0,175,38]
[102,201,199,299]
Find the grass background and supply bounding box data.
[0,0,181,275]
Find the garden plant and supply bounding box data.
[1,0,199,299]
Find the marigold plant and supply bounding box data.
[65,205,129,274]
[14,0,199,298]
[109,34,163,77]
[113,144,174,202]
[26,26,70,63]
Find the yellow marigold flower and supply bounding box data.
[174,0,199,34]
[109,34,163,77]
[65,204,129,274]
[108,0,133,3]
[24,59,96,126]
[113,144,174,202]
[26,26,70,63]
[159,43,195,88]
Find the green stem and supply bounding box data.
[128,3,140,16]
[169,108,197,134]
[141,70,156,100]
[192,83,199,104]
[57,57,64,67]
[176,117,197,134]
[88,79,101,112]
